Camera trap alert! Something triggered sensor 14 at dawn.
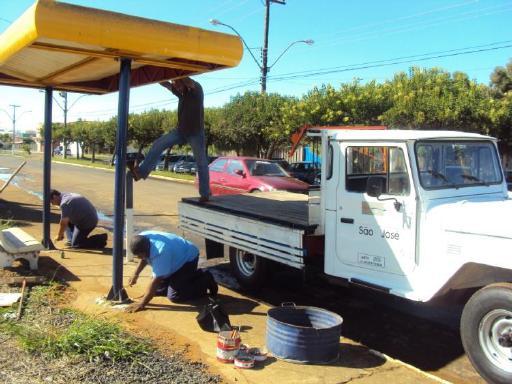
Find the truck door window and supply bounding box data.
[415,141,502,189]
[346,146,410,195]
[326,143,333,180]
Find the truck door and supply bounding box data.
[336,143,417,278]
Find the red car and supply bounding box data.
[206,156,309,195]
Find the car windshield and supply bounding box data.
[246,160,289,177]
[415,140,502,189]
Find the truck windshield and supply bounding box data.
[415,141,502,189]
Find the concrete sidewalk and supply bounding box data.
[0,186,446,384]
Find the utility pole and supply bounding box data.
[9,104,20,155]
[59,91,70,159]
[261,0,285,93]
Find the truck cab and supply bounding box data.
[319,129,511,302]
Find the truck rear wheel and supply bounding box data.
[229,247,268,290]
[461,283,512,384]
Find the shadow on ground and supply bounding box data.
[209,262,466,373]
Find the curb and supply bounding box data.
[52,160,195,185]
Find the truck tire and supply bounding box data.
[229,247,267,290]
[461,283,512,384]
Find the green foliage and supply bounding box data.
[22,143,31,155]
[0,283,151,363]
[128,109,168,153]
[490,59,512,97]
[381,68,493,132]
[216,91,294,157]
[0,133,11,144]
[0,219,12,230]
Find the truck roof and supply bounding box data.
[324,129,494,142]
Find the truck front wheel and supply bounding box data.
[461,283,512,384]
[229,247,268,290]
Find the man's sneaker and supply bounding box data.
[204,270,218,296]
[126,161,142,181]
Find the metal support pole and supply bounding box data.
[107,58,131,302]
[125,171,134,263]
[42,87,55,249]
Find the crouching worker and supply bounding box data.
[126,231,218,313]
[50,189,107,249]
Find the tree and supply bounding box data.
[217,92,294,157]
[381,67,493,132]
[490,59,512,97]
[128,109,167,154]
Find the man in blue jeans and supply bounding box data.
[128,77,210,202]
[126,230,217,313]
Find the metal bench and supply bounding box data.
[0,228,43,270]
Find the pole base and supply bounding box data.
[106,286,129,303]
[43,239,56,250]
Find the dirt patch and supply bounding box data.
[0,266,221,384]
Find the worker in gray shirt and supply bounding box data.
[128,77,210,202]
[50,189,107,249]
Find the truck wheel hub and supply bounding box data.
[479,309,512,371]
[236,252,256,277]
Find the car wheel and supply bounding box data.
[229,247,268,290]
[249,189,262,193]
[461,283,512,384]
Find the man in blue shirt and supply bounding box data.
[126,231,217,312]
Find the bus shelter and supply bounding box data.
[0,0,242,300]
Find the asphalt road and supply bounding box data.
[0,154,483,384]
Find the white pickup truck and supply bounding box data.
[179,128,512,383]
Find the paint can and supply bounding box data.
[234,354,255,369]
[216,330,241,363]
[248,347,268,362]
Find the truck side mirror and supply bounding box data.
[366,176,385,197]
[235,169,245,177]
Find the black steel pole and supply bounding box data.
[107,58,131,302]
[42,87,55,249]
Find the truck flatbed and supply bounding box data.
[181,191,316,232]
[179,191,316,269]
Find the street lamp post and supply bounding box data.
[0,106,31,155]
[210,19,313,93]
[52,91,89,159]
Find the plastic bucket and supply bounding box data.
[266,303,343,364]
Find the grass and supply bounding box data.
[0,283,152,363]
[54,156,195,181]
[0,219,12,230]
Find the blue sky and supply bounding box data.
[0,0,511,132]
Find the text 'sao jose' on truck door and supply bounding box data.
[335,142,418,284]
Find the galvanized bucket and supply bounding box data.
[266,303,343,364]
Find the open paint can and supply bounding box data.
[216,330,241,363]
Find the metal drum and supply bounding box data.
[266,303,343,364]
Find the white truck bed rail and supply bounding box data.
[179,201,307,269]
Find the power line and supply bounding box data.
[313,0,479,41]
[321,4,512,48]
[271,40,512,79]
[268,43,512,83]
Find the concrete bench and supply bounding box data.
[0,228,43,270]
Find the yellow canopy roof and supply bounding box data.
[0,0,243,94]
